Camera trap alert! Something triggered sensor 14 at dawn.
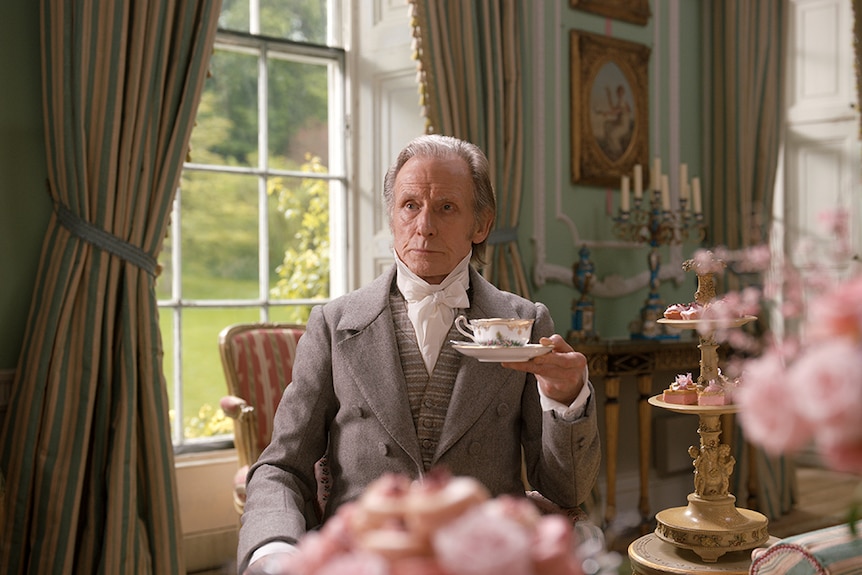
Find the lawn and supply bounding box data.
[158,275,314,442]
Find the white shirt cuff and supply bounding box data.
[248,541,298,567]
[538,365,591,421]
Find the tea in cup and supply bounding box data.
[454,315,534,347]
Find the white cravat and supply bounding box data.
[395,251,471,373]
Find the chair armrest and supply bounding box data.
[220,395,254,420]
[220,395,258,468]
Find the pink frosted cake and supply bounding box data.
[663,302,704,320]
[662,373,698,405]
[697,380,730,406]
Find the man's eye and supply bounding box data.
[442,203,454,211]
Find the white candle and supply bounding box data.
[692,178,702,214]
[679,163,688,191]
[661,175,671,211]
[633,164,643,199]
[621,175,630,212]
[652,157,661,190]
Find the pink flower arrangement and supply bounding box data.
[734,280,862,474]
[697,208,862,475]
[262,470,617,575]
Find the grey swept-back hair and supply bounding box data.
[382,134,496,267]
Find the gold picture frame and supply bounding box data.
[571,0,651,26]
[570,30,651,187]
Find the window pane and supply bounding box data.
[268,57,329,171]
[218,0,250,33]
[181,308,261,440]
[269,305,315,324]
[268,175,330,300]
[161,309,176,429]
[189,48,259,168]
[181,172,260,300]
[260,0,328,44]
[217,0,329,44]
[156,232,173,300]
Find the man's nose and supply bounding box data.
[416,208,436,235]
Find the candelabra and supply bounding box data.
[613,162,707,340]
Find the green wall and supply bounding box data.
[526,1,705,340]
[0,0,50,369]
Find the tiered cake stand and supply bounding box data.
[647,259,769,563]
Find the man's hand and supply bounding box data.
[502,334,587,405]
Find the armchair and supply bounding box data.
[218,322,330,516]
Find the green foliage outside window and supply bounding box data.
[163,1,337,443]
[269,154,330,308]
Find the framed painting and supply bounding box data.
[571,0,651,26]
[570,30,651,187]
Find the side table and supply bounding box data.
[628,533,779,575]
[569,338,702,526]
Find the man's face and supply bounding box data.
[392,155,491,284]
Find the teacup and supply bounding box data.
[454,315,534,347]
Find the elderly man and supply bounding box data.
[238,134,600,574]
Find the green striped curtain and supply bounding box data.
[706,0,794,521]
[707,0,784,251]
[409,0,530,297]
[0,1,220,573]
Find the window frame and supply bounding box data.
[162,23,348,452]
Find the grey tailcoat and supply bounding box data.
[237,265,600,571]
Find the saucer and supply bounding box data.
[450,341,554,362]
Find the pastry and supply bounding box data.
[662,373,698,405]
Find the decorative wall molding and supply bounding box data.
[530,2,686,298]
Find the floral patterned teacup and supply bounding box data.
[454,315,534,347]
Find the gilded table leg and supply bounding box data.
[637,374,653,525]
[604,376,621,526]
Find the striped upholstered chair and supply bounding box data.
[749,520,862,575]
[218,323,330,517]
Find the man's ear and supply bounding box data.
[472,213,494,243]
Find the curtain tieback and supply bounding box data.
[54,201,158,276]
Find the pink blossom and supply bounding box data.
[479,494,541,528]
[740,287,764,316]
[315,551,390,575]
[389,557,449,575]
[736,352,814,455]
[530,515,584,575]
[692,249,727,274]
[736,245,772,273]
[819,439,862,475]
[291,530,352,574]
[806,276,862,342]
[433,505,533,575]
[786,340,862,429]
[724,329,760,354]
